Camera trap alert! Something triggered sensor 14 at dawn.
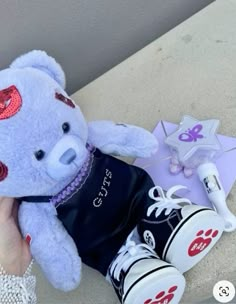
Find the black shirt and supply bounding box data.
[56,148,154,275]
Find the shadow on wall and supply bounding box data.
[0,0,214,94]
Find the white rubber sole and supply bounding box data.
[123,262,185,304]
[163,207,224,273]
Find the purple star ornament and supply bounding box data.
[165,116,222,171]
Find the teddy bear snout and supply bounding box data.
[59,148,77,165]
[45,135,88,180]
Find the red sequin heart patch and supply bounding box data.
[55,92,75,108]
[0,161,8,181]
[0,85,22,120]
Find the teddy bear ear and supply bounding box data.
[10,50,66,89]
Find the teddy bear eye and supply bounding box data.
[62,122,70,133]
[34,150,45,161]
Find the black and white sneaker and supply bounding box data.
[108,237,185,304]
[138,185,224,273]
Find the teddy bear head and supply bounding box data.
[0,50,89,197]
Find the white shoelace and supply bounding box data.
[147,185,192,218]
[110,234,157,281]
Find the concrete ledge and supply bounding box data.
[36,1,236,303]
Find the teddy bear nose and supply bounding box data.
[59,148,77,165]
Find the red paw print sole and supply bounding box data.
[144,285,178,304]
[163,209,224,273]
[124,267,186,304]
[188,229,219,257]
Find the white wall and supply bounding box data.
[0,0,213,93]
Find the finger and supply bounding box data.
[0,197,15,220]
[12,200,22,232]
[12,200,19,221]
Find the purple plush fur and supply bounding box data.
[0,50,158,291]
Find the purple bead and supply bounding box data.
[61,193,66,199]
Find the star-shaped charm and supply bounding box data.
[165,116,222,169]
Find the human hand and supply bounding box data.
[0,197,32,276]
